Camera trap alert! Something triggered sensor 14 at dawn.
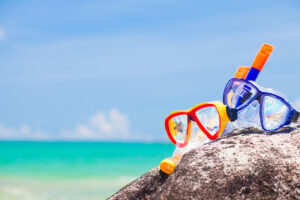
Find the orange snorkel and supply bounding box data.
[234,66,250,79]
[245,44,274,81]
[234,44,274,81]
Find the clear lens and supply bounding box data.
[243,100,261,124]
[225,80,257,109]
[262,95,289,130]
[168,115,188,144]
[189,121,211,144]
[195,106,220,136]
[234,100,261,129]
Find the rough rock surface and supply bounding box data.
[110,126,300,200]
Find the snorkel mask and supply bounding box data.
[160,43,276,175]
[160,101,237,174]
[223,43,299,131]
[165,102,237,148]
[223,78,300,131]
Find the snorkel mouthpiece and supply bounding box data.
[226,106,238,121]
[160,158,177,175]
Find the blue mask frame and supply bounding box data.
[223,78,299,131]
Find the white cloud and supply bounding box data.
[0,124,50,140]
[61,109,130,140]
[0,109,132,141]
[0,28,5,40]
[90,109,129,135]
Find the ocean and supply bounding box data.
[0,141,173,200]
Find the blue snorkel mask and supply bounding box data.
[223,78,300,132]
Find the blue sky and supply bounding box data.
[0,0,299,141]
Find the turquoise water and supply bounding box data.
[0,141,173,199]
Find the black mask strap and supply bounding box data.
[292,111,300,124]
[226,106,238,122]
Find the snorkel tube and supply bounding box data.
[160,120,213,175]
[233,44,274,81]
[245,43,274,81]
[234,66,250,79]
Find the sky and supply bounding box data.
[0,0,299,142]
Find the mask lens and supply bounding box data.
[195,106,220,136]
[168,114,188,144]
[225,80,257,109]
[262,96,289,131]
[235,100,261,129]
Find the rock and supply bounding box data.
[109,126,300,200]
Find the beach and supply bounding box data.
[0,141,173,199]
